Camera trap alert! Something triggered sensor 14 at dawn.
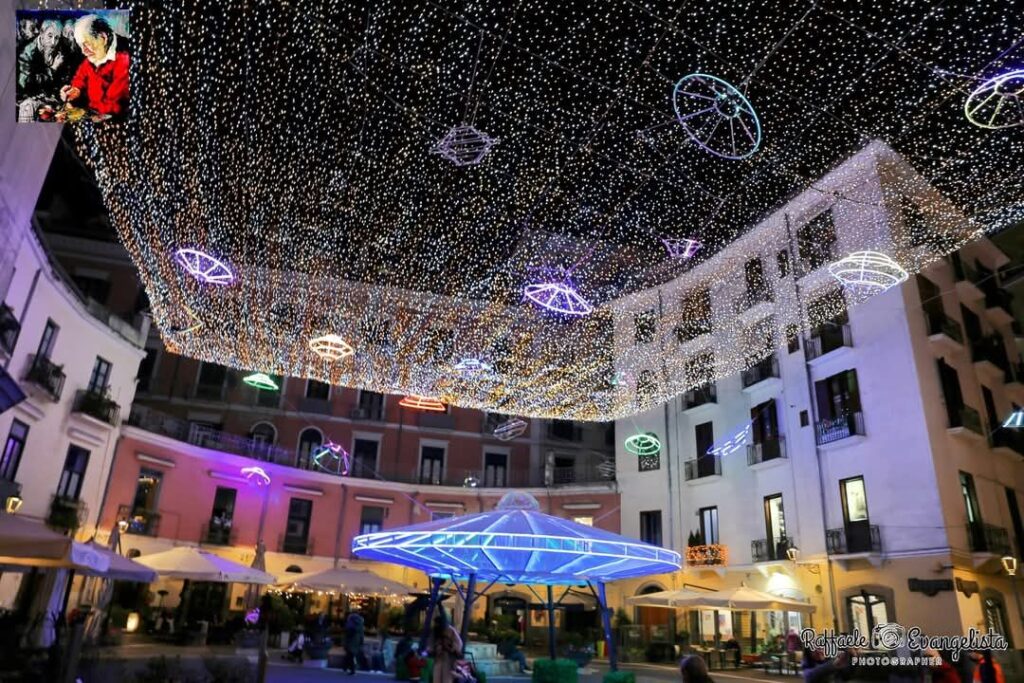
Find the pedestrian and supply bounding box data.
[680,654,714,683]
[974,650,1005,683]
[283,627,306,663]
[343,611,365,675]
[802,647,852,683]
[429,612,463,683]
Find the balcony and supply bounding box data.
[747,436,787,466]
[349,406,383,421]
[991,430,1024,457]
[297,397,331,415]
[952,255,985,301]
[118,504,161,536]
[684,455,722,481]
[202,521,236,546]
[751,536,793,563]
[548,421,583,442]
[815,412,865,445]
[741,355,780,390]
[924,311,964,350]
[947,405,984,440]
[46,496,85,535]
[685,544,728,567]
[0,302,19,356]
[805,324,853,362]
[72,389,120,426]
[968,522,1010,556]
[419,412,456,430]
[983,287,1015,327]
[280,534,314,555]
[734,288,772,313]
[24,354,65,401]
[194,382,225,401]
[682,384,717,412]
[826,525,881,555]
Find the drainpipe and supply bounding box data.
[785,213,840,630]
[663,401,675,551]
[332,482,348,568]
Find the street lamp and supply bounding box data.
[5,495,23,513]
[1002,555,1024,629]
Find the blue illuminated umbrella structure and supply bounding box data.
[353,491,680,670]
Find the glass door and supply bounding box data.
[764,494,786,560]
[840,477,871,552]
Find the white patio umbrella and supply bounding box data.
[0,512,109,572]
[135,546,275,584]
[79,542,157,583]
[275,566,412,596]
[628,584,815,613]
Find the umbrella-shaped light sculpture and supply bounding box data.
[353,491,679,671]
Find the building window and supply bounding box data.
[249,422,276,446]
[208,487,237,544]
[785,324,800,353]
[699,506,719,544]
[797,210,837,272]
[136,348,158,393]
[296,428,323,469]
[57,445,90,500]
[676,288,712,342]
[196,362,227,399]
[638,448,661,472]
[87,357,112,393]
[37,319,58,359]
[419,445,445,484]
[1006,489,1024,558]
[847,591,889,635]
[983,593,1013,647]
[764,494,786,555]
[695,421,714,457]
[841,477,869,523]
[72,274,110,304]
[283,498,313,554]
[484,451,508,487]
[357,390,384,419]
[352,438,379,478]
[634,310,656,344]
[573,516,594,526]
[131,468,163,513]
[745,257,770,303]
[640,510,663,546]
[0,420,29,481]
[256,374,282,407]
[305,379,330,401]
[777,250,790,278]
[813,369,863,442]
[359,506,385,535]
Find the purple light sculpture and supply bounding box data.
[241,465,271,486]
[524,282,593,316]
[660,236,702,259]
[174,248,235,285]
[311,441,351,476]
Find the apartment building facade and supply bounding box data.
[612,142,1024,657]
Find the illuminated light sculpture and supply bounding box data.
[828,251,909,293]
[463,475,480,488]
[707,421,752,458]
[453,357,494,375]
[965,70,1024,130]
[523,282,593,316]
[168,304,203,335]
[241,465,271,487]
[1003,409,1024,429]
[399,395,446,412]
[493,417,528,441]
[242,372,280,391]
[431,124,499,166]
[311,441,351,476]
[309,334,355,362]
[174,248,234,285]
[673,74,761,159]
[624,432,662,456]
[660,236,702,260]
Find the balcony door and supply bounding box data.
[961,472,985,551]
[751,400,780,459]
[699,506,719,545]
[840,476,871,553]
[284,498,313,553]
[982,386,999,435]
[37,319,58,360]
[419,445,445,484]
[352,438,379,478]
[484,451,508,487]
[936,359,964,426]
[695,422,715,476]
[209,486,236,544]
[764,494,786,559]
[814,369,861,421]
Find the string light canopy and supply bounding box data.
[828,251,909,293]
[242,372,279,391]
[624,432,662,456]
[399,395,447,412]
[74,2,1022,420]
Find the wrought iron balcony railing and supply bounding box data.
[203,521,237,546]
[751,536,793,563]
[47,495,85,535]
[747,436,786,465]
[684,455,722,481]
[991,430,1024,456]
[826,525,881,554]
[741,355,779,388]
[25,354,65,401]
[924,311,963,343]
[805,324,853,361]
[118,504,162,536]
[72,389,120,425]
[682,384,717,410]
[968,522,1010,555]
[815,412,865,445]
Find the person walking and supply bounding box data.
[429,612,463,683]
[343,611,365,675]
[680,654,714,683]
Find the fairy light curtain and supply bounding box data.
[73,1,1023,420]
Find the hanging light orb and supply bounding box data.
[523,282,593,316]
[312,441,351,475]
[493,417,528,441]
[174,248,235,285]
[965,70,1024,130]
[243,372,279,391]
[463,475,480,488]
[624,432,662,456]
[828,251,908,293]
[399,395,447,412]
[309,334,355,361]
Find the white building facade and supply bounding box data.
[612,142,1024,660]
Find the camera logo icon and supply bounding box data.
[871,623,906,650]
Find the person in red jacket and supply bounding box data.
[58,14,129,122]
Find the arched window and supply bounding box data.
[284,564,303,573]
[249,422,276,445]
[847,590,890,634]
[296,428,323,469]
